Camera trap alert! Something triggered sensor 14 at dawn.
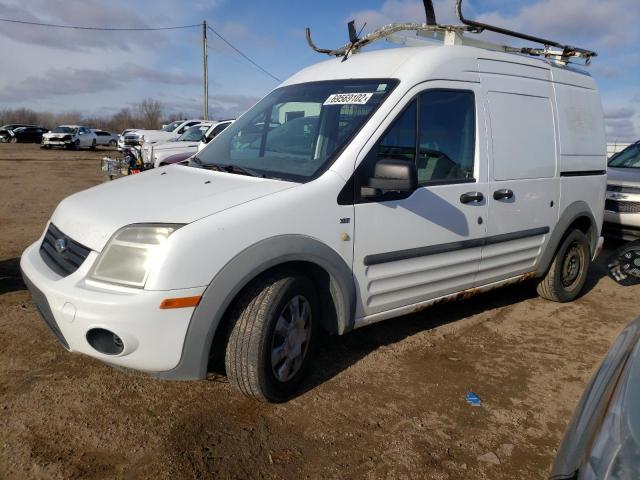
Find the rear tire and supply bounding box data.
[225,272,319,403]
[109,139,117,147]
[537,230,591,302]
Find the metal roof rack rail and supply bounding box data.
[305,0,597,66]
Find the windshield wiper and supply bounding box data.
[201,163,264,178]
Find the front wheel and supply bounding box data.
[537,230,591,302]
[225,272,319,402]
[90,139,96,150]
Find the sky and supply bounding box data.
[0,0,638,142]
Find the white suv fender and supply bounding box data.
[154,234,355,380]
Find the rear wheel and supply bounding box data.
[109,139,117,147]
[537,230,591,302]
[225,272,319,402]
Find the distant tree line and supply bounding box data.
[0,98,190,133]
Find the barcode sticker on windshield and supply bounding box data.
[324,93,374,106]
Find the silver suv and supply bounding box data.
[604,141,640,240]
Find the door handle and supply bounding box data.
[460,192,484,204]
[493,189,514,200]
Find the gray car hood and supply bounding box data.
[608,167,640,186]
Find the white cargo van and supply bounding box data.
[21,3,607,401]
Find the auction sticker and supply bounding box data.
[324,92,373,106]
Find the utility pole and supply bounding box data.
[202,20,209,120]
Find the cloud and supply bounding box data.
[604,105,638,142]
[0,0,177,52]
[0,63,201,102]
[475,0,640,50]
[159,92,260,120]
[349,0,457,32]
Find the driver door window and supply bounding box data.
[418,90,475,183]
[366,90,475,189]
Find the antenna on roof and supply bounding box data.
[304,0,596,66]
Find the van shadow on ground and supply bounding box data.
[0,258,25,295]
[297,250,611,399]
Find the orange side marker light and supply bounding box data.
[159,296,202,309]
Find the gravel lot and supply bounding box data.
[1,143,638,479]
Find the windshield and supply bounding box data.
[53,127,76,134]
[178,125,208,142]
[609,144,640,169]
[195,79,398,181]
[162,121,182,132]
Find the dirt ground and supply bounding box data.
[0,143,638,480]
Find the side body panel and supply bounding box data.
[351,79,490,318]
[477,59,559,284]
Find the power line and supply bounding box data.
[0,17,200,31]
[207,25,282,83]
[0,15,282,84]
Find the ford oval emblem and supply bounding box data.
[54,238,68,254]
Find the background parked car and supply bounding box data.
[157,151,193,167]
[550,316,640,480]
[146,123,212,167]
[197,119,234,152]
[3,126,49,144]
[0,124,37,142]
[92,130,118,147]
[124,119,205,149]
[603,141,640,241]
[41,125,98,150]
[117,129,135,152]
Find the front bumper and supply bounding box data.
[20,241,205,373]
[603,211,640,241]
[42,138,73,147]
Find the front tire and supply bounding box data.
[537,230,591,302]
[225,272,319,402]
[90,139,97,150]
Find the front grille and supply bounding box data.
[605,199,640,214]
[39,224,91,277]
[607,184,640,194]
[124,136,141,146]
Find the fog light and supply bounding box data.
[86,328,125,355]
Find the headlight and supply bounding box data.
[88,224,182,288]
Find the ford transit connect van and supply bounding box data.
[21,9,607,402]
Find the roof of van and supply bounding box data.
[283,45,594,89]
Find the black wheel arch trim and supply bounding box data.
[153,235,356,380]
[535,201,598,278]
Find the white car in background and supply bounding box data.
[92,130,118,147]
[117,129,135,151]
[41,125,97,150]
[124,119,205,150]
[197,120,235,153]
[146,123,212,167]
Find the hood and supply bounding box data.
[51,166,296,251]
[154,141,199,153]
[140,131,176,144]
[608,167,640,186]
[43,132,71,139]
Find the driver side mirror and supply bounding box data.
[201,134,210,144]
[362,159,418,197]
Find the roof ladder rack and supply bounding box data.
[305,0,597,66]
